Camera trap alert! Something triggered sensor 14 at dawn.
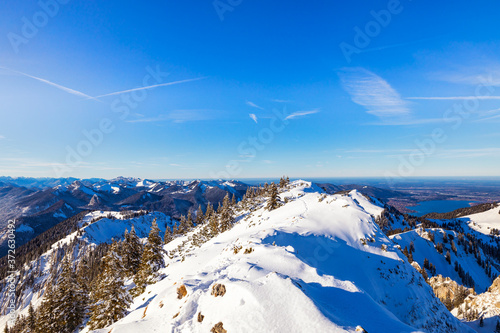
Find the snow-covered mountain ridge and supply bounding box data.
[82,181,471,333]
[0,178,248,257]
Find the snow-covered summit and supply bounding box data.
[89,181,471,333]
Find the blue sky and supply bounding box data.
[1,0,500,179]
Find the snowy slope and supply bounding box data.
[0,211,173,329]
[390,228,499,293]
[87,181,471,333]
[463,206,500,236]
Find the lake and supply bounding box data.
[408,200,477,216]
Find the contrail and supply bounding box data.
[93,77,207,98]
[0,66,100,101]
[407,96,500,100]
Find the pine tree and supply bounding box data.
[164,225,173,244]
[279,176,287,188]
[133,219,165,294]
[266,182,280,210]
[37,283,57,332]
[454,285,467,307]
[231,193,236,206]
[3,323,8,333]
[187,210,194,228]
[208,212,219,237]
[205,203,214,220]
[88,241,131,330]
[76,255,91,294]
[479,316,484,327]
[219,194,234,232]
[495,320,500,333]
[52,255,87,332]
[27,303,36,333]
[122,225,143,276]
[196,205,204,225]
[178,215,189,234]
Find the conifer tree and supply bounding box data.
[122,225,143,276]
[495,320,500,333]
[445,250,451,264]
[27,303,36,333]
[219,194,234,232]
[279,176,287,188]
[231,193,236,206]
[178,215,189,234]
[205,203,214,220]
[133,219,165,293]
[52,255,87,332]
[76,255,91,294]
[3,323,8,333]
[37,283,57,332]
[164,225,173,244]
[245,187,254,199]
[208,212,219,237]
[196,205,204,225]
[187,210,195,228]
[266,182,280,210]
[88,241,131,330]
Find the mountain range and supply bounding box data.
[0,178,498,332]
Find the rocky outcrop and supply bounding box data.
[461,276,500,319]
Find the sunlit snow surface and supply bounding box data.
[84,181,471,333]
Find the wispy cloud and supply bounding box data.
[474,114,500,122]
[338,67,410,118]
[430,66,500,86]
[249,113,258,123]
[343,148,413,154]
[0,66,100,101]
[367,118,447,126]
[285,109,320,120]
[246,101,264,110]
[127,109,214,124]
[94,77,206,98]
[407,96,500,100]
[437,148,500,159]
[360,36,442,54]
[0,135,5,140]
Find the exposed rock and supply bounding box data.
[461,276,500,320]
[428,275,474,303]
[177,284,187,299]
[211,283,226,297]
[211,322,226,333]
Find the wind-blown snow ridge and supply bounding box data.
[90,181,472,333]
